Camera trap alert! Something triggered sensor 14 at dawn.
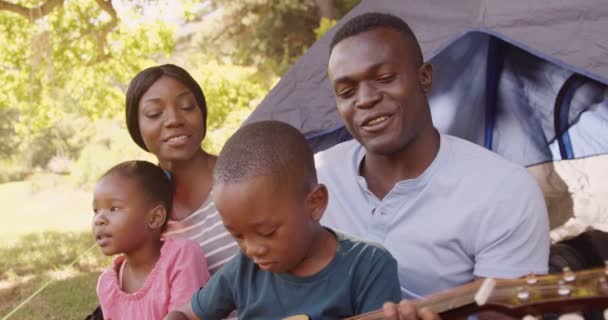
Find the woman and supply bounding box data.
[124,64,238,274]
[86,64,237,320]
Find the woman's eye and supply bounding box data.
[110,207,119,212]
[145,112,160,119]
[181,105,196,111]
[93,208,99,214]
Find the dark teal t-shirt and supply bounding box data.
[191,230,401,320]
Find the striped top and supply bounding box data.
[162,194,239,275]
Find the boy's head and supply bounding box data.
[213,121,328,275]
[92,161,173,256]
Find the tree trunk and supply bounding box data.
[315,0,335,20]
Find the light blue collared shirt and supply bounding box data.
[315,134,549,299]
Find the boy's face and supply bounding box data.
[213,175,326,275]
[92,174,161,256]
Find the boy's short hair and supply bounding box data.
[329,12,423,66]
[101,161,173,226]
[214,121,316,196]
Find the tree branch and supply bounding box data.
[92,0,118,63]
[0,0,118,64]
[0,0,65,22]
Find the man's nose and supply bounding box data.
[355,82,381,109]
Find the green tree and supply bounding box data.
[198,0,360,78]
[0,0,175,166]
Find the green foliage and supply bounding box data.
[0,107,20,160]
[314,17,337,39]
[201,0,361,77]
[24,114,94,169]
[70,118,154,188]
[0,0,176,163]
[0,162,29,184]
[189,62,268,153]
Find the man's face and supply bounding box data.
[328,28,433,156]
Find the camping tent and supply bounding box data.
[245,0,608,240]
[246,0,608,167]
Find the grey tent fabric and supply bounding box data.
[246,0,608,167]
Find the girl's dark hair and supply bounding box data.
[125,64,208,151]
[101,160,173,229]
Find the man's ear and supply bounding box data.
[148,204,167,230]
[418,63,433,93]
[306,184,328,222]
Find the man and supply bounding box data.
[316,11,550,312]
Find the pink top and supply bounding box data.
[97,238,210,320]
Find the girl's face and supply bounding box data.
[137,76,205,165]
[92,174,158,256]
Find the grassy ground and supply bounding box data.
[0,175,110,320]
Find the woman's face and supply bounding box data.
[137,76,205,164]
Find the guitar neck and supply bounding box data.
[345,267,608,319]
[345,281,482,320]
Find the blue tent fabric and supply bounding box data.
[246,0,608,167]
[427,30,608,166]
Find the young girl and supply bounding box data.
[93,160,210,319]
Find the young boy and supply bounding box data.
[165,121,401,320]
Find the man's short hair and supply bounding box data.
[329,12,423,66]
[214,121,317,196]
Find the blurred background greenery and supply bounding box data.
[0,0,359,318]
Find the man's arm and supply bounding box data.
[474,168,550,278]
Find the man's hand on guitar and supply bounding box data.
[382,300,441,320]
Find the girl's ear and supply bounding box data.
[148,205,167,230]
[306,184,329,222]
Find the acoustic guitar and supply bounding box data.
[283,266,608,320]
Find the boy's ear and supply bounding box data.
[306,184,328,222]
[148,204,167,230]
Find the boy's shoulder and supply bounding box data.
[333,230,396,265]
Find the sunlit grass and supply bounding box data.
[0,174,109,319]
[0,174,92,245]
[0,231,111,320]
